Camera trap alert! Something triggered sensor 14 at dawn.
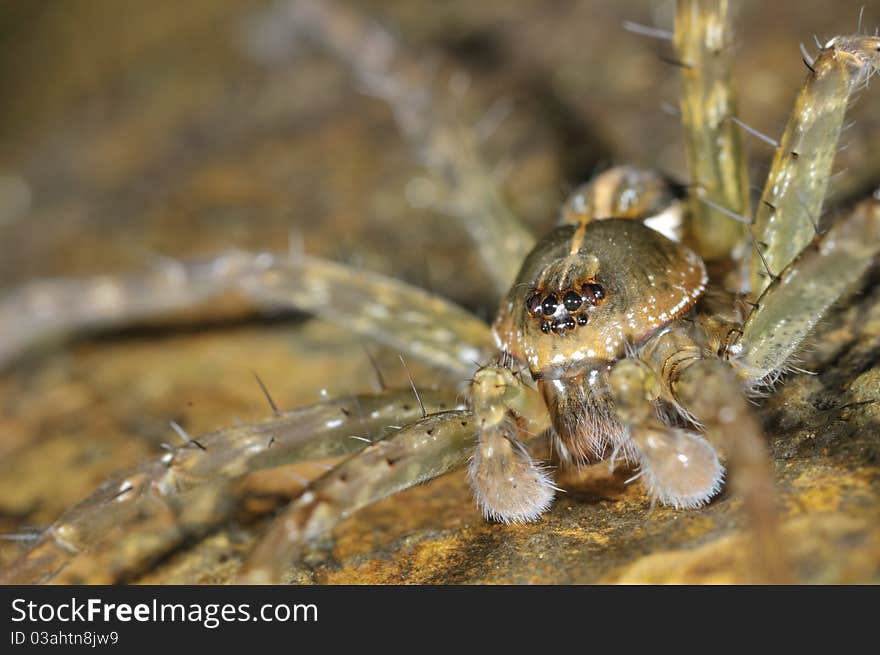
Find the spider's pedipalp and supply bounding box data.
[630,427,724,510]
[608,357,723,510]
[467,361,554,523]
[468,425,555,524]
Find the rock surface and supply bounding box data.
[0,0,878,584]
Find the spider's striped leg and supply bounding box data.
[258,0,535,297]
[749,35,880,296]
[1,251,494,378]
[732,197,880,384]
[638,328,791,583]
[0,390,460,584]
[674,0,750,262]
[238,410,477,584]
[239,253,493,378]
[0,250,258,370]
[608,358,724,510]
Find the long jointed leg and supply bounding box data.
[0,390,460,584]
[733,197,880,383]
[1,251,494,378]
[750,35,880,296]
[238,410,477,583]
[240,253,494,378]
[674,0,750,261]
[674,360,790,582]
[263,0,535,296]
[0,250,257,370]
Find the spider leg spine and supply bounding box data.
[750,33,880,296]
[733,196,880,385]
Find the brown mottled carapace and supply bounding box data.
[493,219,707,379]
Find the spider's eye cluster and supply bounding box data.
[526,282,605,336]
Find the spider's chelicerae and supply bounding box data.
[1,0,880,584]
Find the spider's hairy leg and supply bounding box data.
[257,0,536,296]
[732,197,880,383]
[643,328,792,583]
[750,34,880,296]
[1,251,494,378]
[0,390,460,584]
[467,361,554,523]
[608,358,723,510]
[674,0,750,261]
[238,410,477,584]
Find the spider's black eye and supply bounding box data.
[563,315,576,330]
[541,295,558,315]
[540,320,551,334]
[577,314,588,326]
[582,283,605,304]
[563,291,582,311]
[526,293,543,315]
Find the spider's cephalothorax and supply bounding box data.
[1,0,879,585]
[493,212,707,464]
[500,220,706,367]
[491,168,704,466]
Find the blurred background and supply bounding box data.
[0,1,877,582]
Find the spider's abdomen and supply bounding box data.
[493,219,707,378]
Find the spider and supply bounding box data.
[1,0,879,584]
